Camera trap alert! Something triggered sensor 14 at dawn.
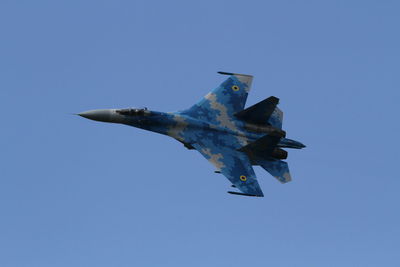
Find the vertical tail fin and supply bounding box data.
[233,96,284,129]
[234,96,279,125]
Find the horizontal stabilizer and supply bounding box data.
[257,159,292,183]
[235,96,279,125]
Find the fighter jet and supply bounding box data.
[78,72,305,197]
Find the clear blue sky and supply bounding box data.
[1,1,399,266]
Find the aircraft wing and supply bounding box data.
[192,141,264,197]
[182,72,253,126]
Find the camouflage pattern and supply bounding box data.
[79,72,305,197]
[257,159,292,183]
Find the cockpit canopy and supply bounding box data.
[116,107,148,116]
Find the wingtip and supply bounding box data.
[227,191,263,197]
[218,71,234,76]
[218,71,253,77]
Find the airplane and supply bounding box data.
[78,72,305,197]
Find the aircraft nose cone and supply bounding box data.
[78,109,113,122]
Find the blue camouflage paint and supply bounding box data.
[256,159,292,183]
[79,73,305,197]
